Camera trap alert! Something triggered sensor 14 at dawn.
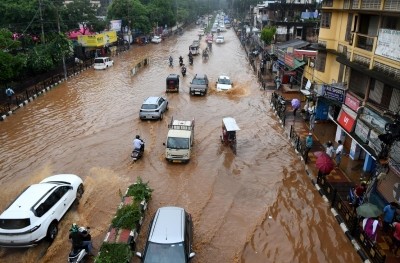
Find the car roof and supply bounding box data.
[194,74,207,79]
[149,206,185,244]
[0,184,55,219]
[218,75,230,79]
[143,96,161,104]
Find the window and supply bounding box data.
[381,16,400,30]
[321,12,332,28]
[315,51,327,72]
[349,70,369,98]
[322,0,334,7]
[345,14,353,42]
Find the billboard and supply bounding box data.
[77,31,117,47]
[110,20,122,32]
[375,29,400,62]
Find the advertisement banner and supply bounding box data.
[375,29,400,62]
[359,107,388,133]
[337,109,356,132]
[354,120,370,143]
[345,93,361,112]
[77,31,117,47]
[110,20,122,32]
[368,129,381,156]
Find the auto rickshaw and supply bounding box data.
[220,117,240,154]
[166,74,179,92]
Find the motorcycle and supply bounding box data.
[131,142,145,162]
[181,66,186,77]
[169,57,173,67]
[179,57,183,67]
[189,57,193,66]
[68,226,91,263]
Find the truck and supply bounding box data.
[164,117,195,163]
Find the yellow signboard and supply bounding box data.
[77,31,117,47]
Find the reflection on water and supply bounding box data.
[0,26,358,263]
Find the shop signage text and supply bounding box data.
[338,110,356,132]
[324,85,345,103]
[345,93,361,112]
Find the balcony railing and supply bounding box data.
[355,33,376,52]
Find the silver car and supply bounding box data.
[136,206,195,263]
[139,96,169,120]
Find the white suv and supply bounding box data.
[0,174,84,247]
[93,57,114,70]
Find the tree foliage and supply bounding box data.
[261,26,276,45]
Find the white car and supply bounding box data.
[93,57,113,70]
[215,35,225,44]
[0,174,84,247]
[216,75,233,91]
[151,36,162,44]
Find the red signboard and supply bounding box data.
[337,110,356,132]
[345,93,361,112]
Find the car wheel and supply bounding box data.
[160,112,163,120]
[46,221,58,241]
[76,184,84,200]
[166,103,169,110]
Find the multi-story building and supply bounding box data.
[304,0,400,205]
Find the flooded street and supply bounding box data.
[0,25,359,263]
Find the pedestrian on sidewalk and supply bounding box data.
[304,133,313,164]
[326,141,335,158]
[363,217,379,243]
[335,140,343,166]
[382,202,397,233]
[391,220,400,258]
[308,102,316,131]
[5,87,15,101]
[274,76,281,90]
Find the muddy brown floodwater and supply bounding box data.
[0,26,360,263]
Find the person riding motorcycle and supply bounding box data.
[179,56,183,66]
[133,135,144,152]
[169,56,173,66]
[188,51,193,65]
[69,224,94,256]
[181,64,186,76]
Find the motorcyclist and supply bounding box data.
[188,51,193,65]
[69,224,94,255]
[181,64,186,76]
[133,135,144,152]
[169,56,173,66]
[179,56,183,66]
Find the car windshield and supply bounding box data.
[0,218,31,229]
[144,242,186,263]
[217,36,224,40]
[192,78,206,85]
[218,78,231,85]
[167,137,189,149]
[142,104,158,110]
[94,59,104,63]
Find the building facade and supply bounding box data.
[304,0,400,205]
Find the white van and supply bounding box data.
[93,57,114,70]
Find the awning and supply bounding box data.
[287,60,306,71]
[275,39,310,50]
[328,113,377,160]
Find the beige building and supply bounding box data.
[303,0,400,205]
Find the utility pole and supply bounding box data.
[56,9,67,79]
[39,0,45,43]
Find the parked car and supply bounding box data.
[0,174,84,247]
[189,73,209,96]
[93,57,114,70]
[139,96,169,120]
[151,36,162,44]
[215,36,225,44]
[216,75,233,91]
[136,206,195,263]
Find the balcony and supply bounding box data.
[354,33,376,52]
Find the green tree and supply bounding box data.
[62,0,107,33]
[108,0,150,33]
[260,26,276,45]
[0,28,27,85]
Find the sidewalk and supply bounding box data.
[270,90,399,263]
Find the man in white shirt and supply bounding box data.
[335,140,344,166]
[133,135,144,151]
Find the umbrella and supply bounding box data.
[313,151,325,157]
[291,98,300,109]
[356,203,382,218]
[315,153,334,174]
